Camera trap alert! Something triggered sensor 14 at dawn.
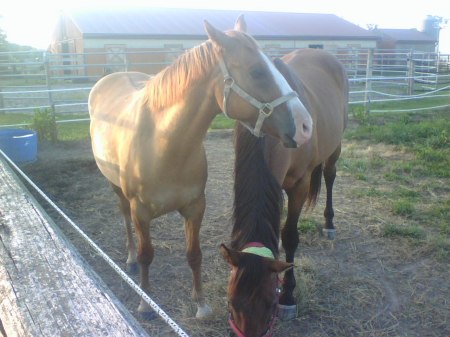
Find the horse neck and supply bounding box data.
[144,42,222,145]
[231,123,283,256]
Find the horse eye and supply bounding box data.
[250,67,267,80]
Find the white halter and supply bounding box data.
[218,59,298,137]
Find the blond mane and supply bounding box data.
[145,41,220,112]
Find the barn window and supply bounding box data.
[104,44,127,74]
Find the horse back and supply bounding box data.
[89,72,151,186]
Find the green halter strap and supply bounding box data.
[242,242,275,259]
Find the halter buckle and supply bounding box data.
[224,76,234,88]
[260,103,274,116]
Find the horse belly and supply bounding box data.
[139,180,205,217]
[89,73,149,187]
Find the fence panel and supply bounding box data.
[1,48,449,121]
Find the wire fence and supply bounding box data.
[1,48,449,123]
[0,148,190,337]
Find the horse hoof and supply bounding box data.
[195,304,212,319]
[127,262,139,274]
[277,304,297,321]
[139,310,157,320]
[323,228,336,240]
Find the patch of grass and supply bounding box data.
[1,112,233,141]
[350,105,371,126]
[382,223,426,239]
[368,153,385,170]
[340,158,369,180]
[210,114,234,130]
[423,200,450,234]
[426,235,450,261]
[394,187,420,200]
[391,199,415,216]
[57,121,90,141]
[351,186,385,198]
[0,112,32,126]
[345,111,450,179]
[298,218,319,234]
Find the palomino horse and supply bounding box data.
[89,16,312,319]
[221,49,348,336]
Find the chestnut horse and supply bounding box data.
[221,49,348,336]
[89,17,312,319]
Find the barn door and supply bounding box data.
[104,45,127,74]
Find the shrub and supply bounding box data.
[31,108,57,142]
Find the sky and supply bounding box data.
[1,0,449,53]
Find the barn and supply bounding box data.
[374,28,437,53]
[48,7,378,78]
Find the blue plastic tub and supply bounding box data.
[0,129,38,163]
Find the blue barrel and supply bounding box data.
[0,129,38,163]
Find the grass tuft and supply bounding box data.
[382,223,426,239]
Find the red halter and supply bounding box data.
[228,242,281,337]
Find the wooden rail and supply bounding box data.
[0,157,149,337]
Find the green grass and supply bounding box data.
[343,109,450,258]
[298,218,319,234]
[346,110,450,178]
[57,121,91,141]
[210,114,234,129]
[0,112,91,141]
[0,112,234,141]
[382,223,426,240]
[391,199,415,216]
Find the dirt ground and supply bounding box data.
[21,130,449,337]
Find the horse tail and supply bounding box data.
[306,163,323,210]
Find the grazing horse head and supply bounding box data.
[205,16,312,148]
[220,124,294,337]
[220,244,293,337]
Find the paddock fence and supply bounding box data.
[1,48,449,125]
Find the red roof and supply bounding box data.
[68,7,378,41]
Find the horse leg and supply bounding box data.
[179,195,212,319]
[323,145,341,240]
[110,184,138,273]
[279,178,309,320]
[129,199,155,318]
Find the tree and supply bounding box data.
[0,20,9,76]
[0,19,8,52]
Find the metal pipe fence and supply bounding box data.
[1,48,449,120]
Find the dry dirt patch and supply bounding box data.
[21,131,449,337]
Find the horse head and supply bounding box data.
[204,16,312,149]
[220,244,293,337]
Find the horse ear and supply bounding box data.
[220,244,241,267]
[264,258,294,273]
[234,15,247,33]
[204,20,233,49]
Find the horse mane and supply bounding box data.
[231,123,283,256]
[144,41,220,112]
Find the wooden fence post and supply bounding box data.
[43,52,57,142]
[364,48,374,113]
[0,89,4,113]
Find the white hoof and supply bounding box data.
[195,304,212,319]
[323,228,337,240]
[278,304,297,321]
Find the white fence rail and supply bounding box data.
[1,48,449,118]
